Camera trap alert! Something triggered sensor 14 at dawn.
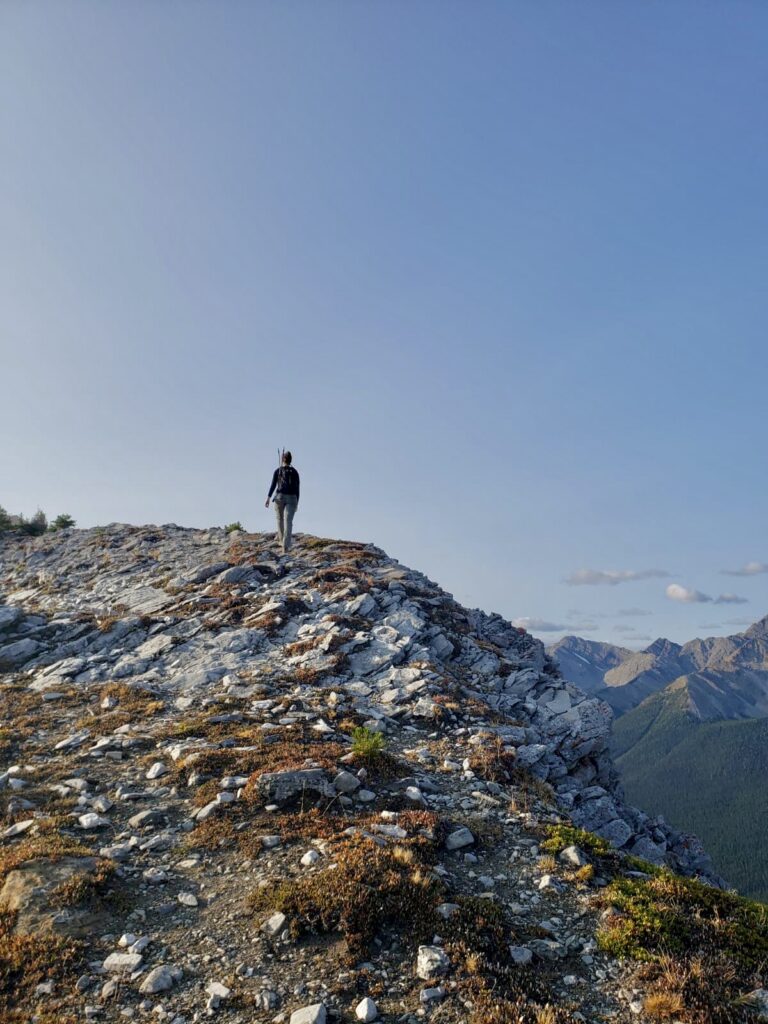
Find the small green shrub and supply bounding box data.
[350,726,386,761]
[224,521,243,534]
[623,854,665,877]
[540,824,611,858]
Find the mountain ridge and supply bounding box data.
[549,617,768,720]
[2,524,764,1024]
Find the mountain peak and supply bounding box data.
[643,636,681,657]
[745,614,768,638]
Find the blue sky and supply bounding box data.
[2,2,767,647]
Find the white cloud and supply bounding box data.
[721,561,768,576]
[617,607,653,617]
[513,617,598,633]
[614,625,637,635]
[564,568,670,586]
[666,584,712,604]
[665,586,746,606]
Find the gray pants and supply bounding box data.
[273,494,298,551]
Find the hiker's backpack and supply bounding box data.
[277,465,298,494]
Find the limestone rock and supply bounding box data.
[445,826,474,850]
[290,1004,327,1024]
[257,769,334,805]
[416,945,450,980]
[509,945,533,966]
[355,997,378,1021]
[138,964,179,994]
[103,952,143,974]
[559,844,589,867]
[333,770,360,793]
[0,857,110,938]
[261,911,287,936]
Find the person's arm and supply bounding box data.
[265,469,279,507]
[295,470,300,502]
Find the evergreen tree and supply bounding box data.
[24,509,48,536]
[50,513,76,531]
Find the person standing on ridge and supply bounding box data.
[265,451,300,553]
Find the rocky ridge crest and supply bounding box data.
[0,525,734,1023]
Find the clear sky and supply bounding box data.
[2,2,767,647]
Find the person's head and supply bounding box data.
[282,451,292,465]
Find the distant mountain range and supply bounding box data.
[549,615,768,719]
[549,616,768,901]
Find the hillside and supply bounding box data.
[613,684,768,901]
[0,525,765,1024]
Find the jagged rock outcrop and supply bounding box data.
[0,524,736,1023]
[0,524,716,879]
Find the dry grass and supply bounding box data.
[635,953,751,1024]
[99,684,163,716]
[571,863,595,885]
[464,981,576,1024]
[190,807,438,864]
[507,770,556,811]
[0,684,82,757]
[248,835,443,960]
[245,610,284,634]
[643,990,686,1019]
[49,858,117,909]
[189,807,348,855]
[537,854,558,874]
[534,1008,558,1024]
[165,730,347,792]
[311,565,374,595]
[0,911,84,1022]
[468,735,518,782]
[0,834,93,885]
[284,631,352,659]
[154,711,258,744]
[292,653,349,684]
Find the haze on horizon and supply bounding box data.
[2,1,767,647]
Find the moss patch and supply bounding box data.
[598,872,768,966]
[540,824,611,858]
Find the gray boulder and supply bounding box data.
[417,945,450,980]
[257,769,334,805]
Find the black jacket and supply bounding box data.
[268,465,300,500]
